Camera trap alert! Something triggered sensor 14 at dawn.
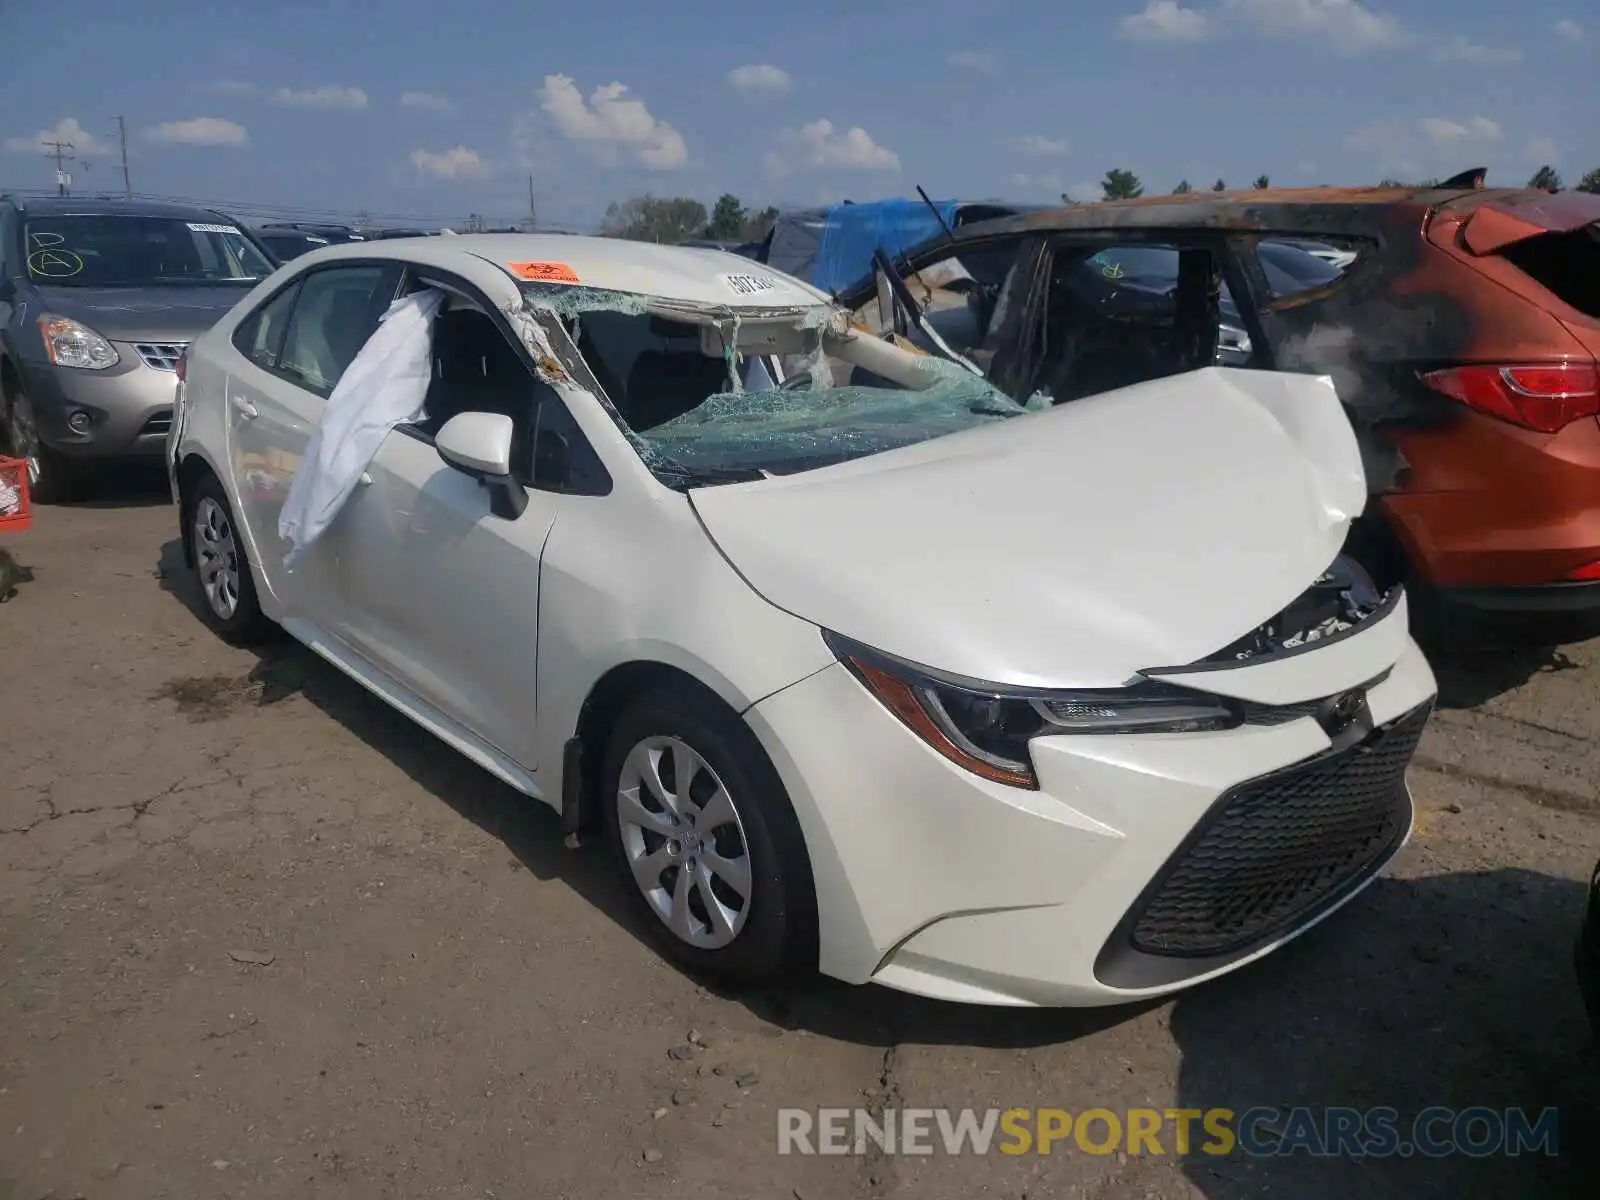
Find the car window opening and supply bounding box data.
[1498,224,1600,320]
[530,292,1043,485]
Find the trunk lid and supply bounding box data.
[690,366,1369,689]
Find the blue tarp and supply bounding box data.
[811,199,959,295]
[758,198,1029,295]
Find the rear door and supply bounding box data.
[224,261,399,618]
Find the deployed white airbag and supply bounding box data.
[278,288,446,567]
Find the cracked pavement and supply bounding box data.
[0,475,1596,1199]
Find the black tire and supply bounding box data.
[600,685,818,986]
[3,389,77,505]
[183,472,277,645]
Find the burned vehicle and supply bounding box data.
[840,182,1600,616]
[168,234,1435,1007]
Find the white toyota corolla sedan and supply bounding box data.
[167,233,1437,1007]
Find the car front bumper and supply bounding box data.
[19,341,183,461]
[746,636,1438,1007]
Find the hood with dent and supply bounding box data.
[689,367,1366,689]
[30,285,248,342]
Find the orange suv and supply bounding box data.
[842,181,1600,616]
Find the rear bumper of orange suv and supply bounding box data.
[1379,407,1600,605]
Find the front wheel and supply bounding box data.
[601,686,817,986]
[4,390,77,504]
[183,474,277,645]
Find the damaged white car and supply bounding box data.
[167,234,1437,1007]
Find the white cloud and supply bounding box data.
[1007,170,1068,194]
[1430,35,1522,62]
[4,116,104,156]
[145,117,249,147]
[1064,181,1103,203]
[271,85,368,110]
[1526,136,1559,163]
[1119,1,1212,41]
[727,64,793,95]
[1552,18,1582,41]
[539,74,688,170]
[1005,134,1071,157]
[410,145,493,179]
[1345,118,1410,156]
[1223,0,1404,52]
[948,49,998,72]
[765,119,900,175]
[1420,115,1501,143]
[400,91,454,112]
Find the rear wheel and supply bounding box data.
[183,473,276,645]
[601,686,817,986]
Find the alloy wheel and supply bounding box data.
[615,735,754,949]
[5,394,42,489]
[193,496,241,620]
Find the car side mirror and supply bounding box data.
[435,411,527,519]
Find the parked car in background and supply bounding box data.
[169,232,1436,1006]
[0,195,277,500]
[1272,237,1359,271]
[844,185,1600,618]
[252,227,339,263]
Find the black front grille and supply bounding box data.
[139,410,172,437]
[1126,701,1431,958]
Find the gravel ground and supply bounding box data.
[1,470,1596,1199]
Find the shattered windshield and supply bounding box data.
[520,283,1043,483]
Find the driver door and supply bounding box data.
[321,299,564,771]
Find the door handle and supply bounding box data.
[229,395,258,419]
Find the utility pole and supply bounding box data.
[42,139,74,196]
[527,174,537,231]
[116,116,132,198]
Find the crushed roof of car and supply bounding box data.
[301,233,834,310]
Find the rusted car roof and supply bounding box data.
[936,186,1599,243]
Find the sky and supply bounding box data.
[0,0,1593,231]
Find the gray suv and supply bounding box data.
[0,196,276,501]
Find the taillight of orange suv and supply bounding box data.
[1418,361,1600,433]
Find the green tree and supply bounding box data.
[742,205,780,241]
[1211,178,1226,191]
[600,195,710,243]
[1252,174,1270,189]
[1172,179,1193,194]
[707,194,748,241]
[1101,168,1144,200]
[1377,178,1405,187]
[1578,167,1600,195]
[1528,165,1563,191]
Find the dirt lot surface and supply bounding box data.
[2,472,1597,1199]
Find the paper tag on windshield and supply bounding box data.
[187,223,242,235]
[721,273,778,297]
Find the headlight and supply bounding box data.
[825,633,1240,789]
[38,315,119,370]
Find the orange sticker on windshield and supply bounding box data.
[508,261,580,284]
